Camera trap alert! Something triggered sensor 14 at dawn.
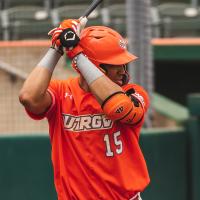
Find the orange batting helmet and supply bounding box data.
[79,26,137,67]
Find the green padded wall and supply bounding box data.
[141,128,189,200]
[0,129,189,200]
[0,135,56,200]
[187,94,200,200]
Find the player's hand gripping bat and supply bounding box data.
[59,0,103,48]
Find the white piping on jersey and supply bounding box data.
[129,192,142,200]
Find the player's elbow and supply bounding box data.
[102,92,144,124]
[19,90,31,106]
[19,89,38,108]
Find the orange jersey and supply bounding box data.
[26,77,150,200]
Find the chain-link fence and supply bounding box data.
[0,41,76,134]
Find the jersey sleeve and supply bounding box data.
[25,80,59,120]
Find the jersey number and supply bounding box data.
[103,131,123,157]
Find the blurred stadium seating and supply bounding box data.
[0,0,53,40]
[1,0,200,40]
[158,2,200,37]
[1,6,53,40]
[51,4,102,27]
[106,4,126,36]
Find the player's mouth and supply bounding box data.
[115,78,123,86]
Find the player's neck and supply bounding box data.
[78,76,90,92]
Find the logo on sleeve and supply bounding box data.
[132,92,145,107]
[116,106,123,113]
[64,92,73,99]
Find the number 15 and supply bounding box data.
[103,131,123,157]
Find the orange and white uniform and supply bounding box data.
[26,77,150,200]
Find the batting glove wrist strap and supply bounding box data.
[67,45,83,59]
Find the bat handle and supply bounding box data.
[59,28,80,48]
[59,17,88,48]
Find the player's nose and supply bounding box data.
[117,65,126,74]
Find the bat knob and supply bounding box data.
[59,28,80,48]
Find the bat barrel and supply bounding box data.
[82,0,103,18]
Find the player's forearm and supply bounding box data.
[19,47,62,106]
[89,76,122,104]
[75,54,122,104]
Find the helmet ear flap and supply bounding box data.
[99,64,107,74]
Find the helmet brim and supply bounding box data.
[101,51,138,65]
[92,51,138,65]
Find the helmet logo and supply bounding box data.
[119,39,127,49]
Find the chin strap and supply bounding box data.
[122,71,130,85]
[122,64,130,85]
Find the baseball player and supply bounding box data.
[19,18,150,200]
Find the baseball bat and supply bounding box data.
[59,0,103,47]
[82,0,103,18]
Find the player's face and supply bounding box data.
[102,64,126,86]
